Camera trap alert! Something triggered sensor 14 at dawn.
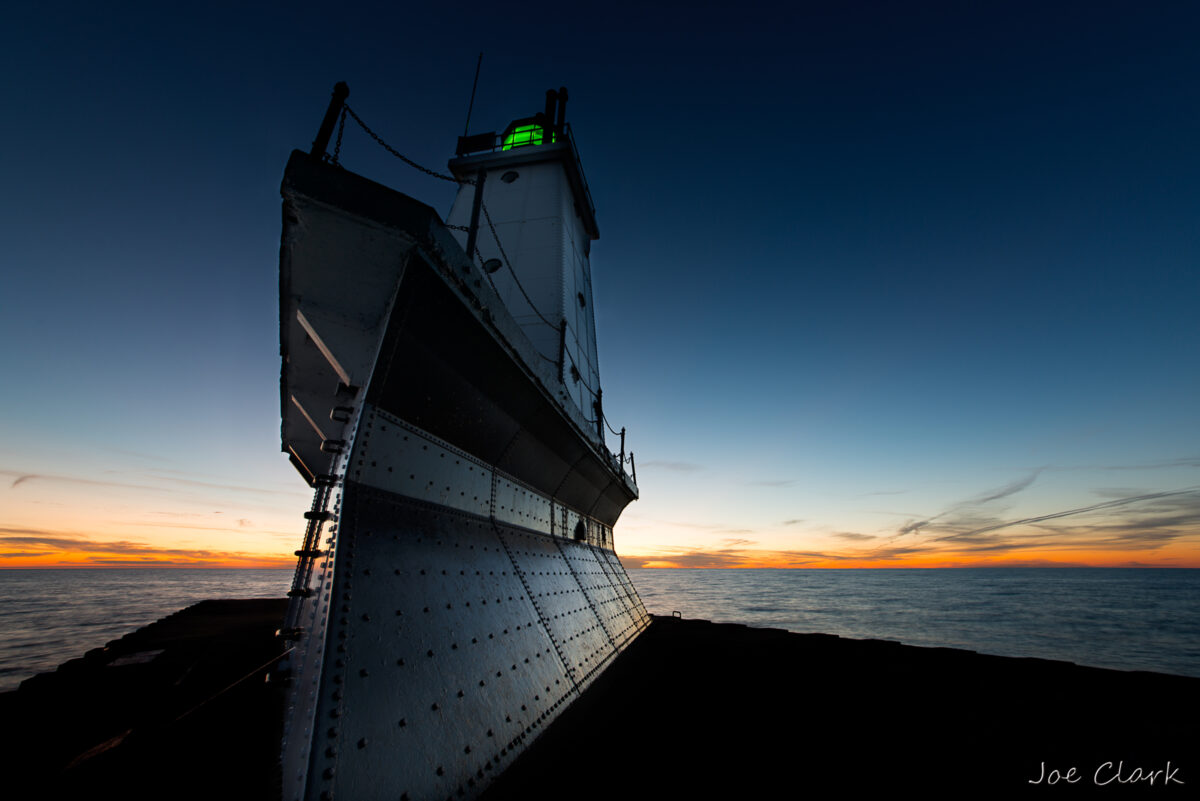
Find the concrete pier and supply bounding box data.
[1,599,288,800]
[3,602,1195,798]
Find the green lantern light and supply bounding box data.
[502,123,556,150]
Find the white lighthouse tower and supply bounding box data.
[444,88,604,430]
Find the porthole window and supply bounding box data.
[500,171,519,184]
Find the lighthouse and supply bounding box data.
[445,89,604,432]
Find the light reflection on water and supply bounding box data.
[628,567,1200,677]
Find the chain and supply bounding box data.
[330,107,347,165]
[603,412,622,437]
[336,105,623,444]
[482,203,558,330]
[343,104,470,184]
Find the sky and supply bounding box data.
[2,1,1198,569]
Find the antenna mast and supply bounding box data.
[462,52,483,137]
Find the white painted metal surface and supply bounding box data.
[445,148,603,424]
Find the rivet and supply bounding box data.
[357,737,368,749]
[399,718,407,727]
[431,703,439,711]
[360,668,369,677]
[436,766,444,776]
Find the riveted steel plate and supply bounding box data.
[492,527,614,687]
[304,481,648,801]
[350,406,495,521]
[555,541,642,648]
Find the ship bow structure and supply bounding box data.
[277,93,648,801]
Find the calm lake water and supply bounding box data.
[0,569,293,692]
[631,567,1200,677]
[1,567,1196,691]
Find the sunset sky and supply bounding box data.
[3,1,1198,569]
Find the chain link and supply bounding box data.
[343,104,471,184]
[330,107,347,166]
[482,203,558,330]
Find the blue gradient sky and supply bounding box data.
[2,1,1198,567]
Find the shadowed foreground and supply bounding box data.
[2,602,1194,798]
[486,616,1196,798]
[1,599,288,800]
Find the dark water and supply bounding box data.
[0,569,292,692]
[2,567,1197,691]
[630,567,1200,677]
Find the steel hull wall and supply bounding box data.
[277,152,648,800]
[288,409,648,800]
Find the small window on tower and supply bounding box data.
[577,292,586,308]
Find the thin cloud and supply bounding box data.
[624,542,865,569]
[4,471,159,493]
[967,469,1042,505]
[894,470,1042,537]
[2,468,301,498]
[936,487,1200,542]
[832,532,875,541]
[639,461,705,472]
[745,479,796,487]
[780,519,805,526]
[0,530,292,566]
[1099,457,1200,471]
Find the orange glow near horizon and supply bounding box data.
[3,528,1198,570]
[0,543,295,569]
[617,547,1200,570]
[619,537,1200,568]
[4,469,1198,570]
